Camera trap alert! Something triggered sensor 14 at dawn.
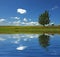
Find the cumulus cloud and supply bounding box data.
[23,18,28,22]
[8,20,21,26]
[0,37,6,41]
[12,20,21,26]
[24,38,28,41]
[21,21,39,26]
[17,8,27,14]
[16,46,27,50]
[0,18,7,25]
[13,39,20,44]
[0,19,5,22]
[51,6,59,11]
[0,34,39,45]
[0,17,39,26]
[25,34,38,38]
[29,22,39,25]
[13,21,20,23]
[50,23,54,25]
[12,34,20,39]
[11,17,20,20]
[24,22,39,26]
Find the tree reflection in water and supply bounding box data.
[38,34,50,49]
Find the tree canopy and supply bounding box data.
[38,34,50,48]
[38,10,50,26]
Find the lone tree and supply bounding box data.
[38,34,50,48]
[38,10,50,26]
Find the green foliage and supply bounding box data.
[38,34,50,48]
[39,10,50,26]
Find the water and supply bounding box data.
[0,34,60,57]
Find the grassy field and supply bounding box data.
[0,26,60,34]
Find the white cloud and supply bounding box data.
[0,34,39,45]
[21,22,25,25]
[13,21,20,24]
[20,21,39,26]
[26,34,38,38]
[0,18,6,25]
[11,17,20,20]
[16,46,27,50]
[0,37,6,41]
[12,34,20,39]
[24,38,28,41]
[50,23,54,25]
[26,22,39,26]
[0,17,39,26]
[23,18,28,22]
[0,19,5,22]
[17,8,27,14]
[51,6,59,10]
[13,39,20,44]
[12,20,21,26]
[50,35,54,38]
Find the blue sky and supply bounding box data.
[0,0,60,26]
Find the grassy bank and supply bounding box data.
[0,26,60,34]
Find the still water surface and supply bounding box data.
[0,34,60,57]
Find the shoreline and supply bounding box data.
[0,26,60,34]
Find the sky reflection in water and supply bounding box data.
[0,34,60,57]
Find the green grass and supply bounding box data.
[0,26,60,34]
